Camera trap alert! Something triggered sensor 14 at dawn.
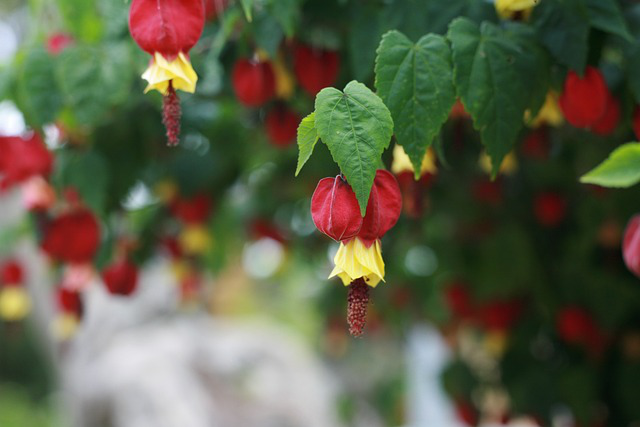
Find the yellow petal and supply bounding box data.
[179,225,212,255]
[329,239,385,288]
[0,287,31,321]
[273,56,295,100]
[479,151,518,176]
[142,52,198,95]
[495,0,538,18]
[529,92,564,128]
[391,144,438,176]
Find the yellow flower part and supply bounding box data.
[154,179,178,204]
[142,52,198,95]
[53,313,79,340]
[0,287,31,321]
[495,0,538,19]
[329,238,385,288]
[529,92,564,128]
[179,224,212,255]
[479,151,518,176]
[391,144,438,176]
[273,56,295,100]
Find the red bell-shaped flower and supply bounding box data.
[57,287,83,317]
[102,259,139,296]
[591,94,620,136]
[559,67,609,128]
[169,193,213,224]
[129,0,205,146]
[556,306,597,345]
[293,44,340,96]
[534,192,567,227]
[0,133,53,189]
[623,214,640,278]
[42,208,101,264]
[1,260,23,286]
[232,59,276,107]
[311,175,363,242]
[265,105,300,147]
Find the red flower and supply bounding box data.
[169,193,212,224]
[46,33,74,55]
[57,287,83,317]
[232,59,276,107]
[591,95,620,136]
[311,169,402,245]
[623,214,640,278]
[102,259,139,296]
[633,106,640,141]
[556,306,598,345]
[444,281,474,319]
[521,128,549,160]
[42,209,101,264]
[0,133,53,189]
[265,106,300,147]
[533,192,567,227]
[1,260,23,286]
[476,299,523,332]
[559,67,609,128]
[472,178,503,205]
[293,44,340,97]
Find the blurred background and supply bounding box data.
[1,1,640,426]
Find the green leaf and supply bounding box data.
[16,47,62,126]
[580,142,640,188]
[53,150,109,213]
[267,0,300,38]
[375,30,455,178]
[583,0,633,41]
[253,12,284,58]
[240,0,253,22]
[295,112,319,176]
[532,0,590,72]
[448,18,528,175]
[315,81,394,215]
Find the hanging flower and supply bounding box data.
[311,169,402,336]
[391,144,437,217]
[169,193,213,224]
[265,105,300,148]
[41,208,101,264]
[533,191,567,227]
[46,32,74,55]
[102,258,139,296]
[54,287,83,339]
[129,0,205,146]
[0,260,30,322]
[559,67,609,129]
[623,214,640,278]
[293,43,340,97]
[0,133,53,190]
[556,306,603,352]
[232,58,276,107]
[22,176,56,211]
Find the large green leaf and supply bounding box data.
[532,0,590,73]
[314,81,394,215]
[583,0,633,41]
[580,143,640,188]
[447,18,529,175]
[16,48,62,126]
[375,30,455,177]
[295,112,319,176]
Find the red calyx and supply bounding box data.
[169,193,213,224]
[102,259,139,296]
[265,106,300,147]
[623,214,640,278]
[559,67,609,128]
[521,128,550,160]
[57,287,83,317]
[0,133,53,189]
[232,59,276,107]
[591,94,620,136]
[533,192,567,227]
[128,0,205,59]
[293,43,340,97]
[633,107,640,141]
[476,299,523,332]
[41,208,101,264]
[311,170,402,244]
[1,260,23,286]
[556,306,598,346]
[46,33,74,55]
